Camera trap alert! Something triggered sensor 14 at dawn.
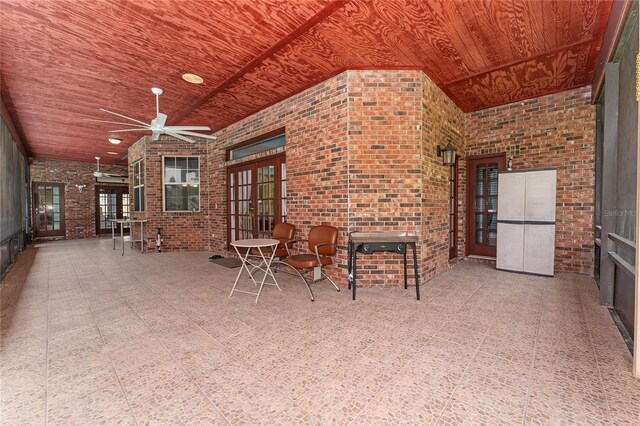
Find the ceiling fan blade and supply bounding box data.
[84,119,145,128]
[108,128,150,133]
[100,109,149,126]
[166,131,195,143]
[171,130,217,140]
[152,131,161,141]
[164,126,211,131]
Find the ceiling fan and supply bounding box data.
[93,156,126,178]
[86,88,216,143]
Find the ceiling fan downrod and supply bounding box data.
[151,87,163,117]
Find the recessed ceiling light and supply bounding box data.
[108,137,122,144]
[182,73,204,84]
[107,151,118,155]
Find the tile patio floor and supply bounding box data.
[1,238,639,425]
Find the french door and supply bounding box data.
[95,186,129,235]
[227,155,286,248]
[449,157,459,260]
[33,182,65,238]
[467,154,506,257]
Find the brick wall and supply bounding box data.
[464,86,595,273]
[421,73,466,280]
[207,70,464,286]
[30,158,127,239]
[210,72,349,282]
[128,137,211,252]
[123,75,595,285]
[347,71,422,286]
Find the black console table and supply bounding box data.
[347,232,420,300]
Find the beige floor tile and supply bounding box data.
[47,380,134,425]
[296,356,395,424]
[477,333,536,364]
[417,336,476,369]
[370,375,451,423]
[0,368,47,425]
[438,397,513,425]
[526,375,610,425]
[399,356,465,396]
[197,359,296,424]
[2,239,639,425]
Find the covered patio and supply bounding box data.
[1,0,640,424]
[2,238,638,424]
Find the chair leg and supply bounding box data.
[321,270,340,292]
[276,262,315,301]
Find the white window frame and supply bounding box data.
[162,156,200,212]
[132,159,145,212]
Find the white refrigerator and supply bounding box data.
[496,169,557,276]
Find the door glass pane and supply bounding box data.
[488,164,498,180]
[475,213,484,244]
[488,196,498,213]
[488,213,497,246]
[488,179,498,196]
[122,194,130,219]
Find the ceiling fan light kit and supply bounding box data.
[89,88,216,144]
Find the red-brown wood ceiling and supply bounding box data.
[0,0,612,164]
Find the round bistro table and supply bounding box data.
[229,238,281,303]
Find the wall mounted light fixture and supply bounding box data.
[108,137,122,145]
[437,141,456,166]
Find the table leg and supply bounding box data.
[347,241,352,290]
[412,243,420,300]
[254,245,279,303]
[230,246,251,297]
[120,222,125,256]
[403,249,408,289]
[352,245,357,300]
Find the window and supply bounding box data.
[228,132,285,160]
[132,160,145,212]
[163,156,200,212]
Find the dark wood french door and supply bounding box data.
[449,157,459,260]
[227,155,286,248]
[467,154,506,257]
[95,186,129,235]
[33,182,65,238]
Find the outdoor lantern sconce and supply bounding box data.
[437,142,456,166]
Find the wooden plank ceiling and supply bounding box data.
[0,0,613,164]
